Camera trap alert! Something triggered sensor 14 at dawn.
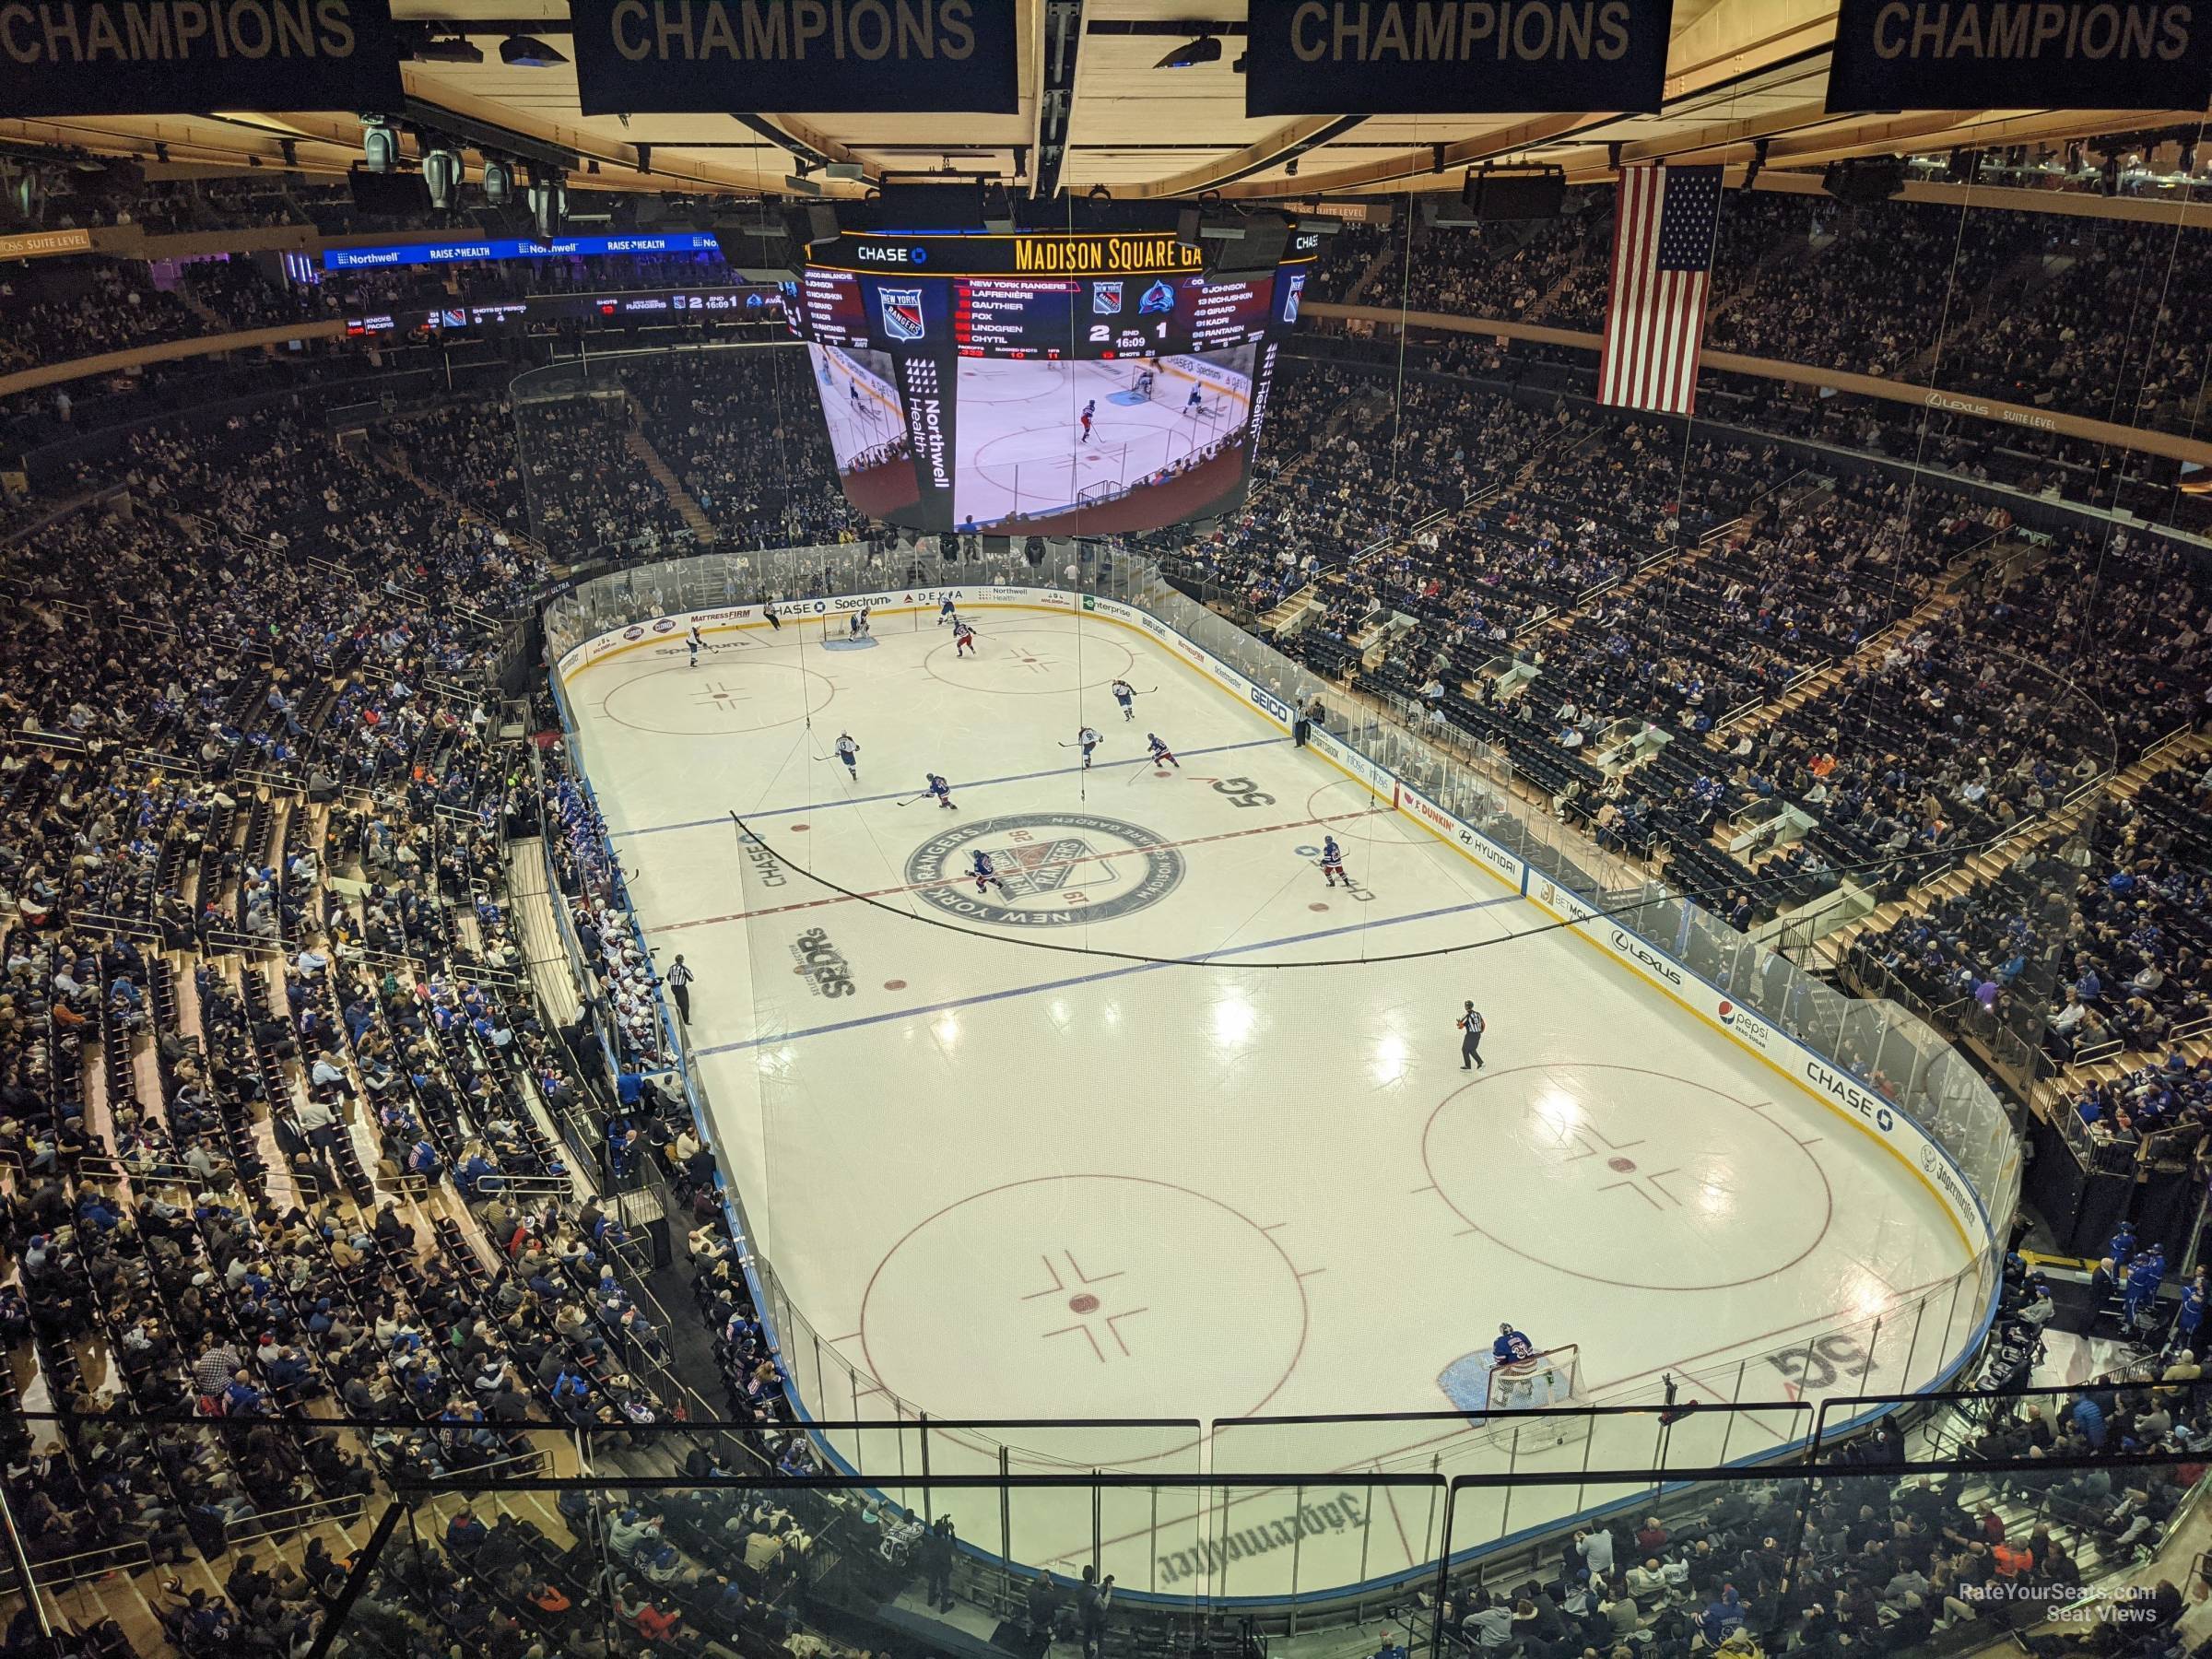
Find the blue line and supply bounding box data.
[696,891,1522,1057]
[613,735,1286,838]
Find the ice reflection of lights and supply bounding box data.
[933,1012,960,1047]
[1213,996,1256,1045]
[1371,1030,1408,1085]
[1533,1082,1582,1135]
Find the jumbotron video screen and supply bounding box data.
[782,227,1321,535]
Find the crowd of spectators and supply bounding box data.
[0,259,205,374]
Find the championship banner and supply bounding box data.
[1827,0,2212,111]
[1243,0,1676,115]
[569,0,1018,113]
[0,0,402,115]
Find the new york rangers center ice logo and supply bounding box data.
[906,812,1184,927]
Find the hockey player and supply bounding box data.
[1319,836,1347,887]
[1111,678,1136,721]
[687,624,705,668]
[1147,734,1180,770]
[1079,399,1097,444]
[2125,1244,2167,1329]
[938,595,958,627]
[1184,385,1205,418]
[1493,1324,1535,1364]
[924,773,956,811]
[834,734,860,781]
[1077,725,1102,770]
[970,850,1009,897]
[954,618,978,657]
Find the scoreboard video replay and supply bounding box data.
[784,225,1324,537]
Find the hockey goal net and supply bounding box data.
[1479,1343,1581,1414]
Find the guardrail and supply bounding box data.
[537,537,2019,1613]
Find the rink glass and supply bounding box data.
[536,514,2019,1612]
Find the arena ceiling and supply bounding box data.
[0,0,2205,206]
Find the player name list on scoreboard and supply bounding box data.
[1186,278,1271,349]
[798,269,866,347]
[953,278,1075,358]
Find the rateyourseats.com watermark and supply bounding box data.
[1957,1583,2164,1625]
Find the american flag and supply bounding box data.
[1597,164,1723,417]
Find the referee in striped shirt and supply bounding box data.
[665,955,695,1024]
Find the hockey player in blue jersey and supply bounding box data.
[1146,734,1180,770]
[970,850,1009,897]
[1319,837,1347,888]
[2170,1274,2206,1355]
[2125,1244,2167,1328]
[1493,1325,1535,1364]
[2110,1220,2137,1267]
[1112,678,1136,721]
[924,773,956,810]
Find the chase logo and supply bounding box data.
[912,248,928,265]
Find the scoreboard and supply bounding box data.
[783,229,1315,361]
[786,225,1324,538]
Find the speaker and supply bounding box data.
[1023,537,1045,566]
[1822,158,1907,205]
[1463,167,1565,221]
[877,181,983,230]
[712,221,800,282]
[1205,217,1290,283]
[982,535,1012,557]
[348,168,429,216]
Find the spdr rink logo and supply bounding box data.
[906,811,1184,927]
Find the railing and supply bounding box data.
[537,538,2021,1612]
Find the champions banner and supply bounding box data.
[569,0,1018,114]
[1243,0,1675,114]
[0,0,401,114]
[1826,0,2212,110]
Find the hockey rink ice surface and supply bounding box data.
[563,609,1984,1600]
[951,354,1251,529]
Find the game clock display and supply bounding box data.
[784,229,1317,537]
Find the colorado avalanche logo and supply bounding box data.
[879,288,925,342]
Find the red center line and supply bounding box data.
[647,806,1392,933]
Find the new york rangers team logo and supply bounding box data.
[879,288,925,341]
[1093,281,1123,314]
[1280,272,1307,324]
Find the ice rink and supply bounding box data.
[953,352,1252,529]
[561,605,1983,1599]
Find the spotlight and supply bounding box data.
[482,157,514,206]
[360,116,399,175]
[783,171,825,196]
[528,167,567,241]
[500,33,566,65]
[1155,32,1221,67]
[422,146,464,210]
[1285,156,1299,177]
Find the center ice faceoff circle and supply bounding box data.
[860,1174,1308,1427]
[906,811,1185,927]
[1423,1064,1833,1292]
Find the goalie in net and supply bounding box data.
[1487,1324,1579,1408]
